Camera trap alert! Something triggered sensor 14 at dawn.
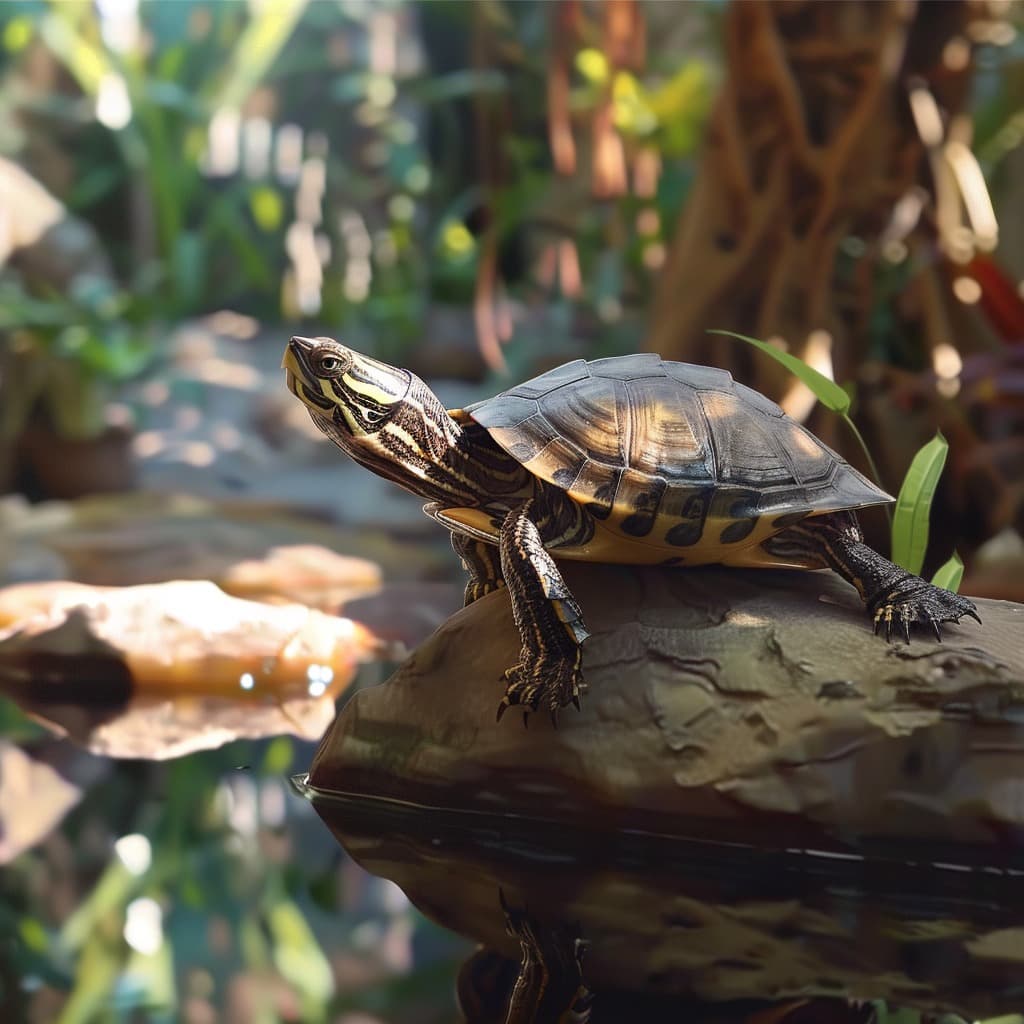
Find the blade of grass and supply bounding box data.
[931,551,964,593]
[708,329,850,413]
[891,433,948,575]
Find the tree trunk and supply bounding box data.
[645,1,973,407]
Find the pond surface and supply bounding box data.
[296,775,1024,1023]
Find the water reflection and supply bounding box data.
[295,778,1024,1022]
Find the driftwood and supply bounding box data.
[306,564,1024,1014]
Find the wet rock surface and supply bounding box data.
[0,579,378,758]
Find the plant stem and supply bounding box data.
[842,413,892,529]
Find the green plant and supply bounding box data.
[2,1,310,316]
[0,275,152,441]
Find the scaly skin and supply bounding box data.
[497,501,590,726]
[500,890,592,1024]
[770,512,981,642]
[452,532,506,606]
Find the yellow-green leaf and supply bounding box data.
[3,16,33,52]
[709,330,851,414]
[891,433,948,576]
[576,48,609,84]
[931,552,964,593]
[267,899,334,1004]
[210,0,310,112]
[262,736,293,776]
[250,186,283,232]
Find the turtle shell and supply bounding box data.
[463,353,891,567]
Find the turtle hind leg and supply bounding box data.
[452,532,504,606]
[498,501,590,725]
[769,511,981,642]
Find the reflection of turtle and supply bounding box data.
[283,338,979,722]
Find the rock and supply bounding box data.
[0,156,114,284]
[0,739,108,864]
[0,492,448,603]
[309,564,1024,857]
[0,579,378,758]
[304,564,1024,1016]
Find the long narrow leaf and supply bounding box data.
[931,552,964,593]
[211,0,310,112]
[39,8,110,96]
[891,433,948,575]
[709,329,851,414]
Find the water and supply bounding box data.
[293,775,1024,1022]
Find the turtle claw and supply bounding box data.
[870,581,980,644]
[498,654,586,728]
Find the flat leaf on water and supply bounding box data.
[891,433,948,576]
[931,552,964,594]
[709,329,851,414]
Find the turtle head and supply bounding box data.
[282,335,468,499]
[283,336,411,450]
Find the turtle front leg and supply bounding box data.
[498,500,590,725]
[451,532,504,606]
[771,511,981,642]
[499,890,592,1024]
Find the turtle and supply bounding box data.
[282,337,980,724]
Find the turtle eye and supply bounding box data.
[364,408,386,424]
[315,351,349,376]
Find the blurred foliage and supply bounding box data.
[0,275,154,439]
[0,719,469,1022]
[0,0,715,422]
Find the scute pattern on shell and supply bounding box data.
[466,356,889,542]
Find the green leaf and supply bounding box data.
[891,433,948,576]
[931,552,964,593]
[55,931,122,1024]
[250,185,284,232]
[210,0,309,112]
[709,329,851,414]
[262,736,293,777]
[267,899,334,1005]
